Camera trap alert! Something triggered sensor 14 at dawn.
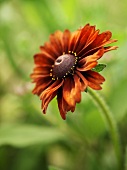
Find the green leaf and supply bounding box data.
[92,64,106,72]
[0,124,65,148]
[125,147,127,170]
[48,166,62,170]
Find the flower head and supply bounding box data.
[30,24,117,119]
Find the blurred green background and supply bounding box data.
[0,0,127,170]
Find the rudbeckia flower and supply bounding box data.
[30,24,117,119]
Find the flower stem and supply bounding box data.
[88,88,123,169]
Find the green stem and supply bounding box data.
[88,88,123,169]
[4,40,27,80]
[1,28,28,81]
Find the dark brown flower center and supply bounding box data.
[51,54,77,79]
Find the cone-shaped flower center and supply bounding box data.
[52,54,76,78]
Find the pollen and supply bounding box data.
[50,73,53,76]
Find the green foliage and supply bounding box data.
[48,166,62,170]
[92,64,106,72]
[0,0,127,170]
[0,124,65,147]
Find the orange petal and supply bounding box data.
[69,29,81,52]
[40,79,64,114]
[85,31,112,50]
[63,75,82,109]
[83,39,117,57]
[77,30,116,58]
[50,30,63,55]
[85,70,105,90]
[76,71,88,91]
[79,49,104,65]
[76,26,99,54]
[30,66,50,81]
[77,62,97,72]
[72,24,91,52]
[73,74,82,103]
[88,81,102,90]
[57,80,81,119]
[42,91,57,114]
[63,77,76,108]
[77,49,104,71]
[40,41,60,60]
[62,29,71,53]
[104,46,118,52]
[32,78,52,95]
[34,52,54,66]
[57,89,68,120]
[33,66,50,74]
[30,74,49,81]
[86,70,105,80]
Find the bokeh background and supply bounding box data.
[0,0,127,170]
